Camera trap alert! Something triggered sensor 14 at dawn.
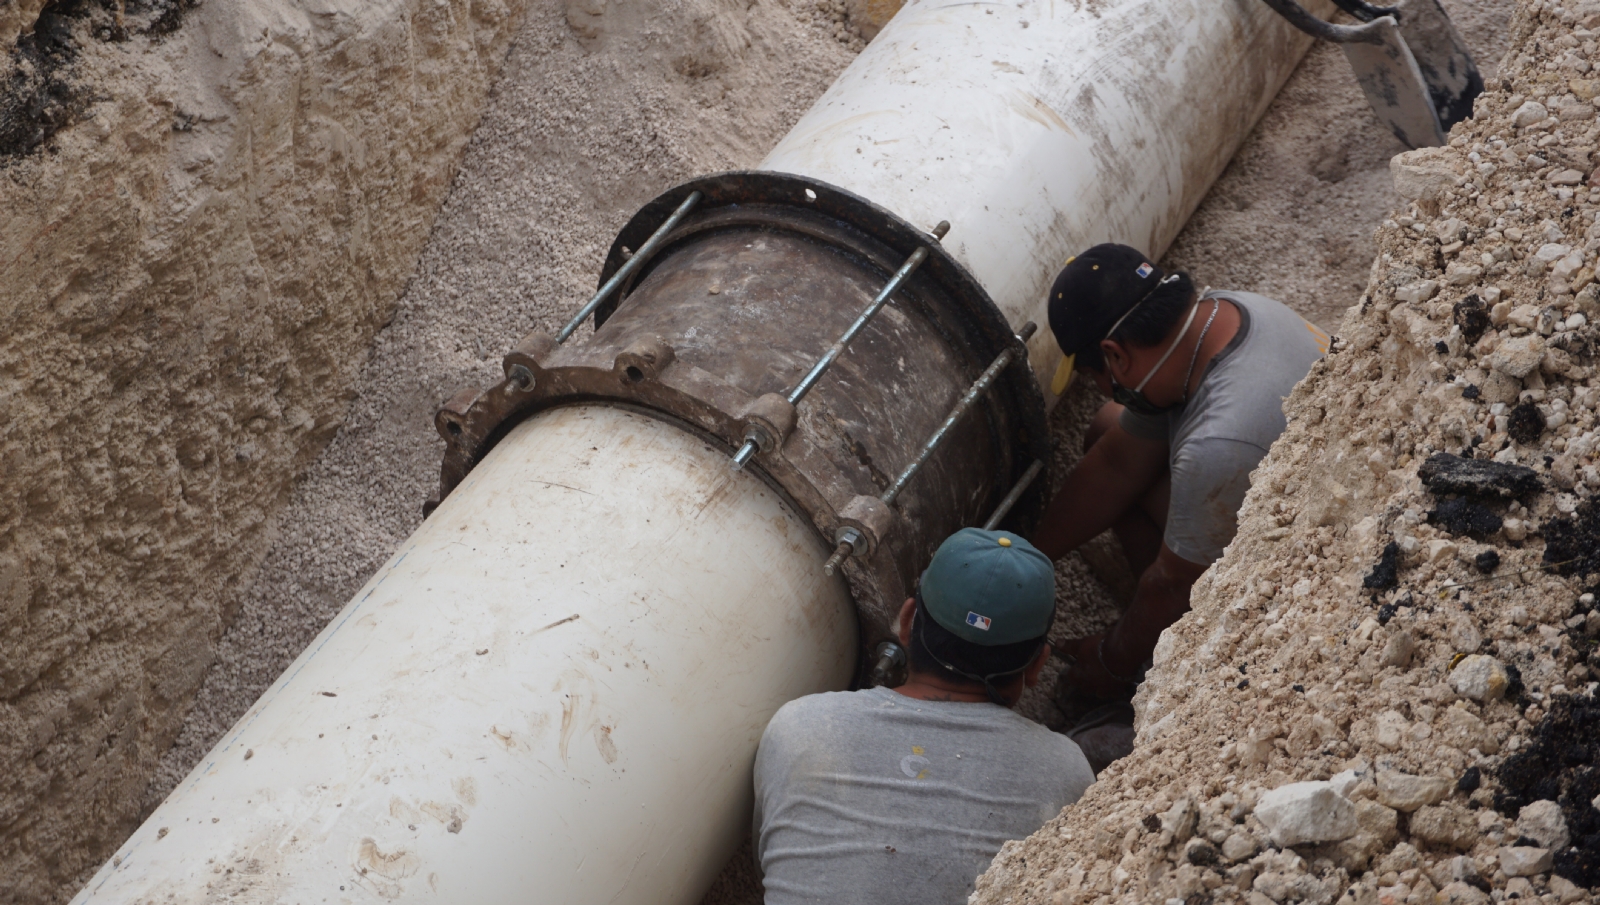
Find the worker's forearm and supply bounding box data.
[1031,469,1139,560]
[1102,565,1194,677]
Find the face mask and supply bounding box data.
[1107,299,1201,417]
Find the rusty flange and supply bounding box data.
[426,172,1049,651]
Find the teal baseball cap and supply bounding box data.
[920,528,1055,646]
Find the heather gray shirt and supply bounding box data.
[1120,290,1328,565]
[752,686,1094,905]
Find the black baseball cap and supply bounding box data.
[1045,244,1165,391]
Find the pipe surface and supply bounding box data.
[74,405,856,904]
[759,0,1327,401]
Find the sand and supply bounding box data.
[140,0,1514,900]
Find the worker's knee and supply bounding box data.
[1083,401,1125,453]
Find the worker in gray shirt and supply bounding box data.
[752,528,1094,905]
[1034,243,1328,703]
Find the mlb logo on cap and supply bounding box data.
[965,612,992,631]
[1135,262,1154,278]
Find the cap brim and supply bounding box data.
[1050,354,1076,396]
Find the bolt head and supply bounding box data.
[506,364,536,391]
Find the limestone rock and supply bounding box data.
[1354,799,1399,842]
[1515,799,1570,850]
[1161,797,1199,844]
[1489,334,1547,378]
[1222,831,1259,862]
[1435,882,1491,905]
[1376,709,1410,748]
[1374,841,1423,874]
[1396,279,1441,304]
[1392,147,1460,212]
[1255,781,1359,846]
[1498,845,1552,876]
[1382,630,1415,668]
[1512,100,1549,127]
[1408,803,1479,850]
[1448,654,1510,701]
[1549,874,1586,904]
[1374,768,1451,812]
[1329,767,1368,798]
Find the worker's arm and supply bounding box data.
[1030,421,1167,561]
[1063,544,1208,697]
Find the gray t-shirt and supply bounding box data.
[1120,290,1328,565]
[752,686,1094,905]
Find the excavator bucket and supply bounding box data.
[1340,15,1447,148]
[1260,0,1481,149]
[1394,0,1485,130]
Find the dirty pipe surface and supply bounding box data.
[760,0,1333,403]
[72,406,856,905]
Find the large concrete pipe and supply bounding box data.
[760,0,1325,394]
[75,0,1321,902]
[75,406,857,903]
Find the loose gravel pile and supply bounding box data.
[969,0,1600,900]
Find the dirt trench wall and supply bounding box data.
[972,0,1600,901]
[0,0,528,899]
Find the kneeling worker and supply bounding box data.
[752,528,1094,905]
[1035,244,1328,700]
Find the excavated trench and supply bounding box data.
[8,0,1579,901]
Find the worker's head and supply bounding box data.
[896,528,1055,706]
[1045,244,1198,409]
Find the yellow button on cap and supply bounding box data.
[998,537,1012,547]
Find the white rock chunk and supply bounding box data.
[1517,800,1571,850]
[1489,334,1545,378]
[1449,654,1511,701]
[1329,767,1366,798]
[1446,263,1484,285]
[1396,279,1440,304]
[1510,101,1548,127]
[1536,243,1574,265]
[1255,781,1359,846]
[1375,769,1451,812]
[1221,831,1258,862]
[1498,845,1553,876]
[1376,710,1410,748]
[1513,100,1550,127]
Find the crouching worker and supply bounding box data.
[1035,244,1328,702]
[752,528,1094,905]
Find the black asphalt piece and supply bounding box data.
[1363,540,1402,590]
[1545,498,1600,578]
[1474,549,1500,573]
[2,0,202,160]
[1429,497,1504,538]
[1495,695,1600,887]
[1,3,86,159]
[1185,840,1220,866]
[1453,294,1490,342]
[1507,402,1547,445]
[1457,765,1481,793]
[1418,452,1543,498]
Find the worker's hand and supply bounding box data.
[1061,633,1137,700]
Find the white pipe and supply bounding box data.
[760,0,1326,400]
[81,2,1329,900]
[74,405,856,904]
